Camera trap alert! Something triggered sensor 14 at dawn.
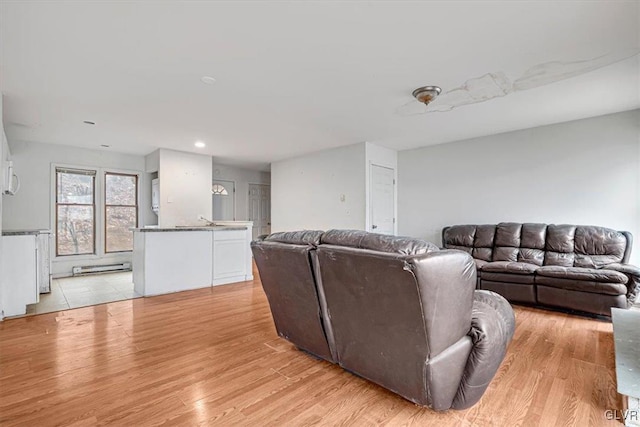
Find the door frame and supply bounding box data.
[366,162,397,235]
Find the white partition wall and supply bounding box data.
[271,142,398,234]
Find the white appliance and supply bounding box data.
[151,178,159,214]
[3,160,20,195]
[1,230,51,317]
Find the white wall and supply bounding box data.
[212,163,270,221]
[271,142,366,231]
[3,140,148,276]
[365,142,398,234]
[157,149,212,227]
[145,149,159,173]
[398,109,640,264]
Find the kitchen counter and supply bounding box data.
[132,225,248,232]
[132,223,253,296]
[2,229,51,236]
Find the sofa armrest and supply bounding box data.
[252,234,268,243]
[451,290,515,410]
[605,263,640,307]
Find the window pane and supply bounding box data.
[57,171,94,204]
[212,184,228,195]
[57,206,94,255]
[106,174,137,205]
[106,206,136,252]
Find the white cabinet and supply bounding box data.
[2,235,38,317]
[212,229,249,284]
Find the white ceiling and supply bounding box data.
[1,1,638,171]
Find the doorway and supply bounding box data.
[212,179,236,220]
[369,164,395,235]
[248,183,271,239]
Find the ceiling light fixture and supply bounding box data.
[101,144,110,148]
[83,120,96,125]
[200,76,216,85]
[194,141,206,148]
[412,86,442,106]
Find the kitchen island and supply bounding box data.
[132,223,253,296]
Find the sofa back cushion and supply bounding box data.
[316,237,474,407]
[544,224,576,266]
[574,226,628,267]
[263,229,324,246]
[442,225,496,261]
[493,223,547,266]
[322,229,438,255]
[251,233,334,362]
[443,222,631,267]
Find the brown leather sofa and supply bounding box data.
[252,229,515,411]
[442,222,640,317]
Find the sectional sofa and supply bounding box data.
[251,229,515,411]
[442,222,640,316]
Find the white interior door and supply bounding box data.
[248,184,271,239]
[212,180,235,221]
[370,164,395,235]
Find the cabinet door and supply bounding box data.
[213,239,246,280]
[1,235,38,316]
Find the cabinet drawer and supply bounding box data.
[213,229,246,241]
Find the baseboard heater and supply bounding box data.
[72,262,132,276]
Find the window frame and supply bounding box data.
[54,167,97,257]
[104,171,139,254]
[51,163,142,261]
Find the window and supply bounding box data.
[211,184,228,195]
[56,168,96,256]
[105,172,138,253]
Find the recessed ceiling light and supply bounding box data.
[200,76,216,85]
[83,120,96,125]
[194,141,206,148]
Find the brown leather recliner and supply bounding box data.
[252,229,515,411]
[442,222,640,317]
[251,230,335,362]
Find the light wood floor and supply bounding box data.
[0,269,623,426]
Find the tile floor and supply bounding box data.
[26,272,141,315]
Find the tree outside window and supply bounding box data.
[56,168,96,256]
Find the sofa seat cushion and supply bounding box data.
[481,261,538,275]
[535,276,627,296]
[480,272,535,284]
[536,266,628,283]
